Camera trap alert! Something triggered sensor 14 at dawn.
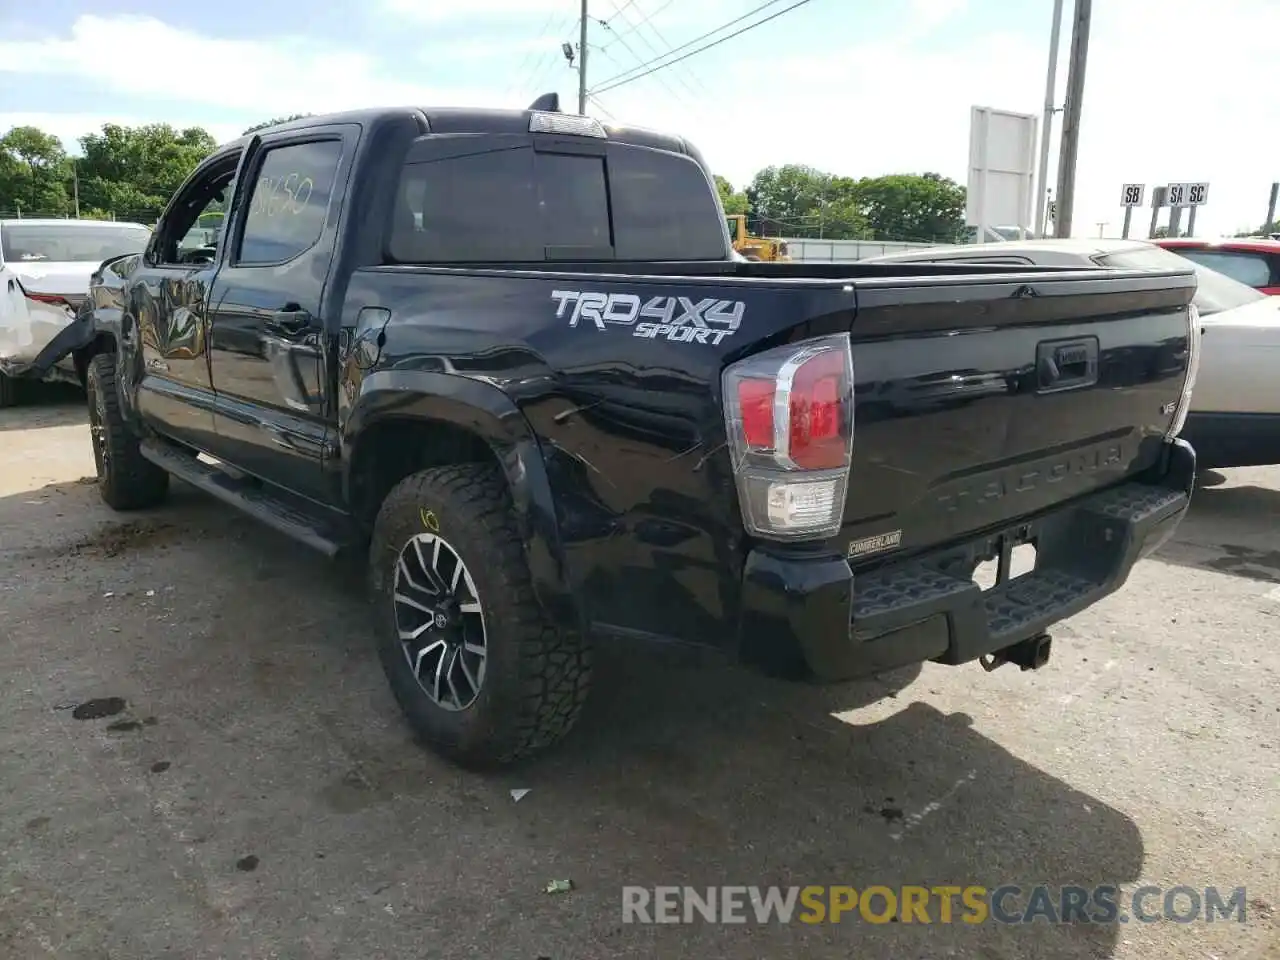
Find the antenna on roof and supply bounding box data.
[528,92,560,112]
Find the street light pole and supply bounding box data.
[578,0,589,114]
[1053,0,1092,238]
[1034,0,1064,238]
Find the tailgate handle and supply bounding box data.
[1036,337,1098,393]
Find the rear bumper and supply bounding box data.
[738,438,1196,682]
[1179,412,1280,470]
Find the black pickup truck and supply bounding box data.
[45,99,1199,766]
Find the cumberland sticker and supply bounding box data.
[847,530,903,560]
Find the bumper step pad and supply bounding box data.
[851,480,1189,665]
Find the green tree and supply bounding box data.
[0,125,72,214]
[713,175,748,215]
[1233,221,1279,237]
[746,164,869,239]
[746,165,968,241]
[851,172,967,243]
[76,123,217,221]
[242,114,312,135]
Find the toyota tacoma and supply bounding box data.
[42,98,1200,766]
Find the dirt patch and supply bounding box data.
[63,520,182,559]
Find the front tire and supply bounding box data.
[86,353,169,510]
[369,463,591,767]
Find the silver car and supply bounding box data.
[1,219,152,405]
[866,238,1276,470]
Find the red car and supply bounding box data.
[1155,237,1280,295]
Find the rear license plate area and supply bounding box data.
[972,540,1037,592]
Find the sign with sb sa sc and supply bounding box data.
[1166,182,1209,206]
[1120,184,1145,207]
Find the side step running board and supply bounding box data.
[139,439,352,558]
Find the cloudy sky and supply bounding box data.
[1,0,1277,238]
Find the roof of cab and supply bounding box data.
[219,105,693,157]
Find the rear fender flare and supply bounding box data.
[343,370,578,633]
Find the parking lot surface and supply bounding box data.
[1,393,1277,960]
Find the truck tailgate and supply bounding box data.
[841,270,1196,560]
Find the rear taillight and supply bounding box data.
[1166,302,1201,440]
[25,291,72,308]
[722,333,854,541]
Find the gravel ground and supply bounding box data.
[1,393,1276,960]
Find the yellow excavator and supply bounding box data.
[725,214,790,261]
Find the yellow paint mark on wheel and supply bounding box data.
[420,508,440,533]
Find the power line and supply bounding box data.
[594,10,697,109]
[524,13,580,97]
[604,0,639,23]
[601,0,678,48]
[590,0,800,93]
[586,93,618,120]
[605,2,706,101]
[578,0,589,114]
[622,2,712,97]
[505,8,569,100]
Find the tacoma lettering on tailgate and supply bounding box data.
[935,443,1126,513]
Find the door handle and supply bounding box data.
[1036,336,1098,393]
[266,308,311,336]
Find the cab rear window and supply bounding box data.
[386,139,727,264]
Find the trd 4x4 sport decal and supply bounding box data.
[551,290,744,345]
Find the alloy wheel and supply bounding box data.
[392,532,487,711]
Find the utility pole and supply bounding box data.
[72,160,80,219]
[1266,182,1278,230]
[578,0,589,115]
[1053,0,1091,238]
[1034,0,1064,238]
[1147,186,1166,239]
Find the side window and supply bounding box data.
[1180,250,1272,288]
[155,159,239,266]
[608,145,726,260]
[237,140,343,266]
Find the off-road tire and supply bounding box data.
[369,463,591,767]
[0,372,18,408]
[86,353,169,511]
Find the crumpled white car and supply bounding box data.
[865,237,1280,470]
[0,218,151,406]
